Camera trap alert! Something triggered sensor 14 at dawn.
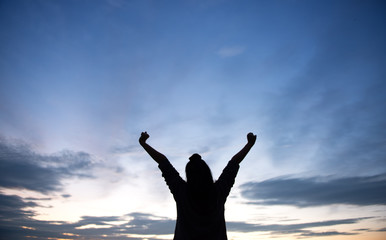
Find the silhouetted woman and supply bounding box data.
[139,132,256,240]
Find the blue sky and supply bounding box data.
[1,0,386,239]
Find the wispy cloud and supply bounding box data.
[217,46,246,57]
[0,138,95,194]
[0,194,37,220]
[227,217,367,236]
[240,174,386,207]
[299,231,355,237]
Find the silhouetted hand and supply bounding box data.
[139,131,149,145]
[247,132,257,145]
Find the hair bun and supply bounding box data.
[189,153,202,161]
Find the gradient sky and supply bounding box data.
[1,0,386,239]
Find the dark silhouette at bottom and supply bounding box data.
[139,132,256,240]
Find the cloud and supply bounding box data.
[0,194,37,220]
[106,0,127,8]
[217,46,245,57]
[0,187,374,239]
[227,217,366,236]
[299,231,355,237]
[0,137,95,194]
[0,189,369,239]
[0,198,174,240]
[240,174,386,207]
[0,193,370,240]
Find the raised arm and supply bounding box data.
[139,132,168,164]
[231,132,257,164]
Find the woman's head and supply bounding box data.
[186,154,214,186]
[186,154,216,214]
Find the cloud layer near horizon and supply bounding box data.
[240,174,386,207]
[0,193,377,240]
[0,137,385,239]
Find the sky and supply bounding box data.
[0,0,386,239]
